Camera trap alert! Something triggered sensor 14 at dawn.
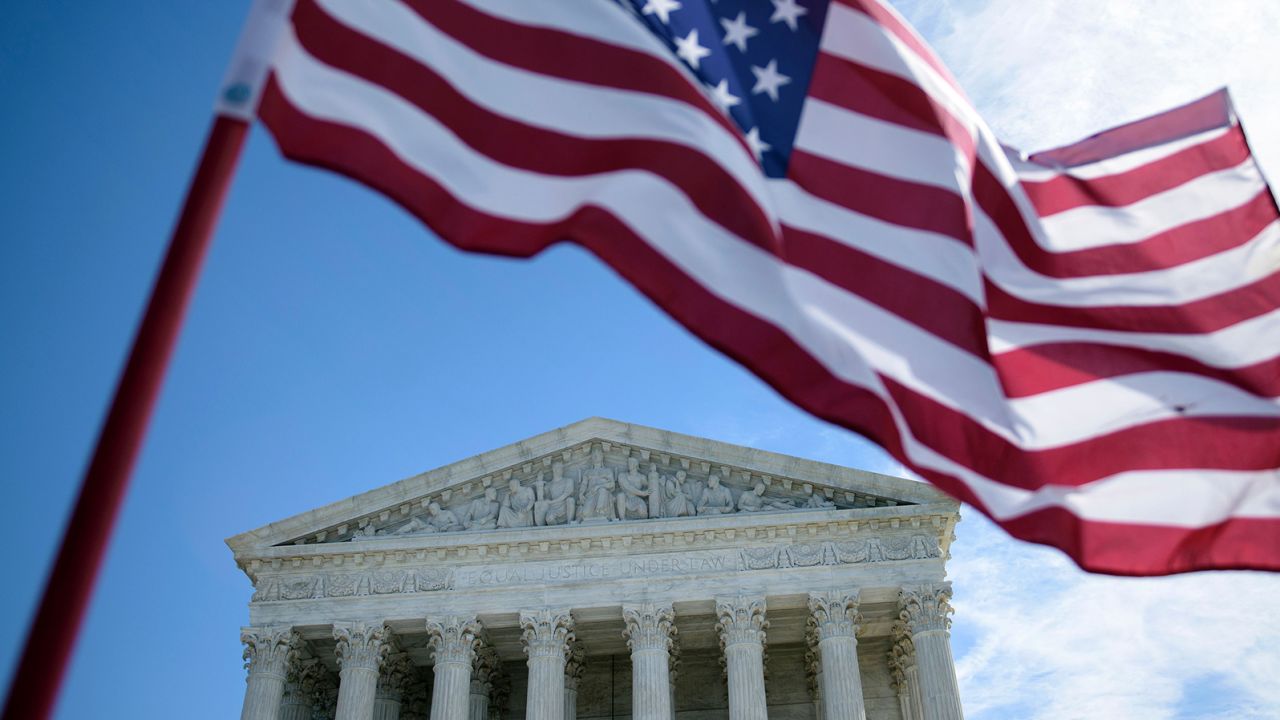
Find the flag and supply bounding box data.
[251,0,1280,575]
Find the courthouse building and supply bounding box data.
[229,418,965,720]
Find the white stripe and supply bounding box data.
[769,180,984,304]
[988,307,1280,371]
[1011,125,1234,182]
[794,97,973,193]
[1037,159,1267,251]
[272,25,1280,519]
[459,0,680,67]
[310,0,774,226]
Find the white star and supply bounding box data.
[769,0,808,31]
[641,0,681,24]
[674,29,711,70]
[719,11,759,53]
[706,78,741,114]
[750,59,792,101]
[744,127,771,162]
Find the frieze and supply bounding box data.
[250,533,941,604]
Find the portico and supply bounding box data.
[230,419,964,720]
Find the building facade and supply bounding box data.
[228,418,964,720]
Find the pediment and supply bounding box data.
[226,417,953,556]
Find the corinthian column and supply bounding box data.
[564,641,586,720]
[715,596,768,720]
[427,615,482,720]
[376,651,415,720]
[808,591,867,720]
[471,645,499,720]
[520,609,576,720]
[281,658,324,720]
[241,625,300,720]
[334,622,391,720]
[622,603,676,720]
[899,584,963,720]
[889,622,923,720]
[803,622,823,720]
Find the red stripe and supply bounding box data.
[994,341,1280,399]
[1029,89,1234,168]
[290,0,777,254]
[831,0,967,97]
[985,272,1280,335]
[259,80,1280,574]
[788,149,974,245]
[977,162,1280,279]
[395,0,743,145]
[1022,127,1252,216]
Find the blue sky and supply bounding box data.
[2,1,1278,718]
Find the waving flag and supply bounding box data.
[246,0,1280,575]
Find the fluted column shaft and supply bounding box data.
[901,584,963,720]
[564,641,585,720]
[241,626,299,720]
[623,604,676,720]
[334,623,391,720]
[427,616,482,720]
[521,609,576,720]
[809,592,867,720]
[715,596,768,720]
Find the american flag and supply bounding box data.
[236,0,1280,575]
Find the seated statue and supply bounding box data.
[462,488,499,530]
[535,463,577,526]
[696,473,735,515]
[615,457,650,520]
[577,445,617,522]
[662,470,693,518]
[388,501,459,536]
[737,481,796,513]
[497,477,536,529]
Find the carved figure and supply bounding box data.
[662,469,693,518]
[577,445,617,522]
[497,477,536,529]
[389,501,459,536]
[535,463,577,526]
[462,488,499,530]
[737,481,796,512]
[616,457,651,520]
[678,470,702,509]
[696,473,735,515]
[802,484,836,509]
[646,464,665,519]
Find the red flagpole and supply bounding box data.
[1,114,250,720]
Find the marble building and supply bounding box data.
[229,418,964,720]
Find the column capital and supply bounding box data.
[807,590,863,641]
[333,621,391,673]
[564,641,587,690]
[622,602,677,654]
[715,595,768,649]
[899,583,954,635]
[378,651,415,701]
[474,643,501,695]
[426,614,482,666]
[520,608,576,660]
[241,625,301,678]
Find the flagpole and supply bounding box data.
[0,113,250,720]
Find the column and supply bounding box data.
[520,608,576,720]
[808,591,867,720]
[427,615,482,720]
[281,658,323,720]
[714,595,768,720]
[472,645,500,720]
[899,584,963,720]
[376,651,415,720]
[489,673,512,720]
[803,622,822,720]
[334,622,391,720]
[564,641,585,720]
[889,622,923,720]
[667,640,681,720]
[623,603,676,720]
[241,626,300,720]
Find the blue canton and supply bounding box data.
[617,0,831,177]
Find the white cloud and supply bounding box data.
[878,3,1280,717]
